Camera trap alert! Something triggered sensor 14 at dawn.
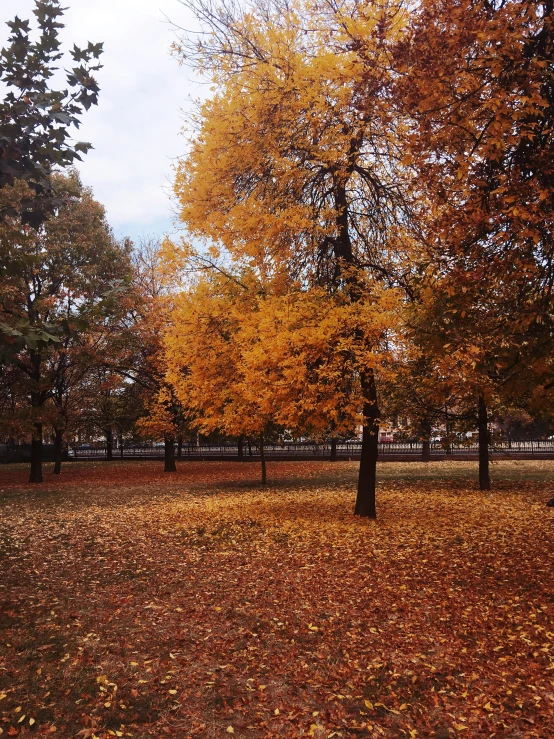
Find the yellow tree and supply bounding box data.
[171,0,416,516]
[164,246,403,489]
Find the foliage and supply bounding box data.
[0,0,103,228]
[0,460,553,737]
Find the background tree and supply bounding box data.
[397,0,554,488]
[0,0,102,229]
[0,171,132,481]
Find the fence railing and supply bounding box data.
[64,439,554,460]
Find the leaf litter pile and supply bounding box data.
[1,460,553,739]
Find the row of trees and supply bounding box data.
[1,0,553,518]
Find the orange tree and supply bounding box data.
[164,254,403,487]
[170,0,417,516]
[395,0,554,488]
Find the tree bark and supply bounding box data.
[248,438,253,457]
[421,415,431,462]
[238,435,244,461]
[28,354,44,483]
[330,436,337,461]
[260,432,267,485]
[177,437,183,460]
[53,428,64,474]
[478,395,490,490]
[29,420,43,483]
[421,438,431,462]
[105,427,113,461]
[120,436,124,459]
[354,372,379,518]
[164,436,176,472]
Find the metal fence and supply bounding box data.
[65,439,554,461]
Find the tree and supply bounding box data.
[397,0,554,488]
[164,249,402,487]
[171,0,416,516]
[0,171,132,482]
[0,0,102,229]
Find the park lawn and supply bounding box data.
[0,461,553,739]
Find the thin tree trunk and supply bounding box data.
[478,395,490,490]
[238,435,244,461]
[29,421,43,483]
[29,355,43,483]
[53,428,64,475]
[354,372,379,518]
[164,436,176,472]
[177,437,183,460]
[248,438,253,457]
[120,436,124,459]
[260,432,267,485]
[330,436,337,462]
[106,427,113,461]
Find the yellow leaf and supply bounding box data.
[226,727,234,734]
[399,703,408,710]
[483,701,493,711]
[169,689,177,695]
[364,700,374,710]
[29,719,35,726]
[18,715,26,724]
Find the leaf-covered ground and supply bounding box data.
[1,460,553,739]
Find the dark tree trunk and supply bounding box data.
[478,395,490,490]
[105,427,113,461]
[248,438,253,457]
[421,439,431,462]
[330,436,337,461]
[29,355,43,483]
[120,436,124,459]
[421,415,432,462]
[177,437,183,460]
[238,435,244,461]
[260,432,267,485]
[354,372,379,518]
[29,421,43,483]
[53,428,64,475]
[164,437,176,472]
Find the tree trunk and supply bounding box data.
[53,428,64,475]
[260,432,267,485]
[421,438,431,462]
[354,372,379,518]
[164,437,176,472]
[106,427,113,461]
[177,437,183,460]
[238,435,244,461]
[120,436,124,459]
[248,438,253,457]
[421,415,432,462]
[29,421,43,483]
[478,395,490,490]
[330,436,337,461]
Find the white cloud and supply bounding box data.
[1,0,202,242]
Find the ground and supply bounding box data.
[0,460,553,739]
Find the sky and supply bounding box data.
[1,0,202,243]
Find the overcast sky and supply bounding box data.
[1,0,202,243]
